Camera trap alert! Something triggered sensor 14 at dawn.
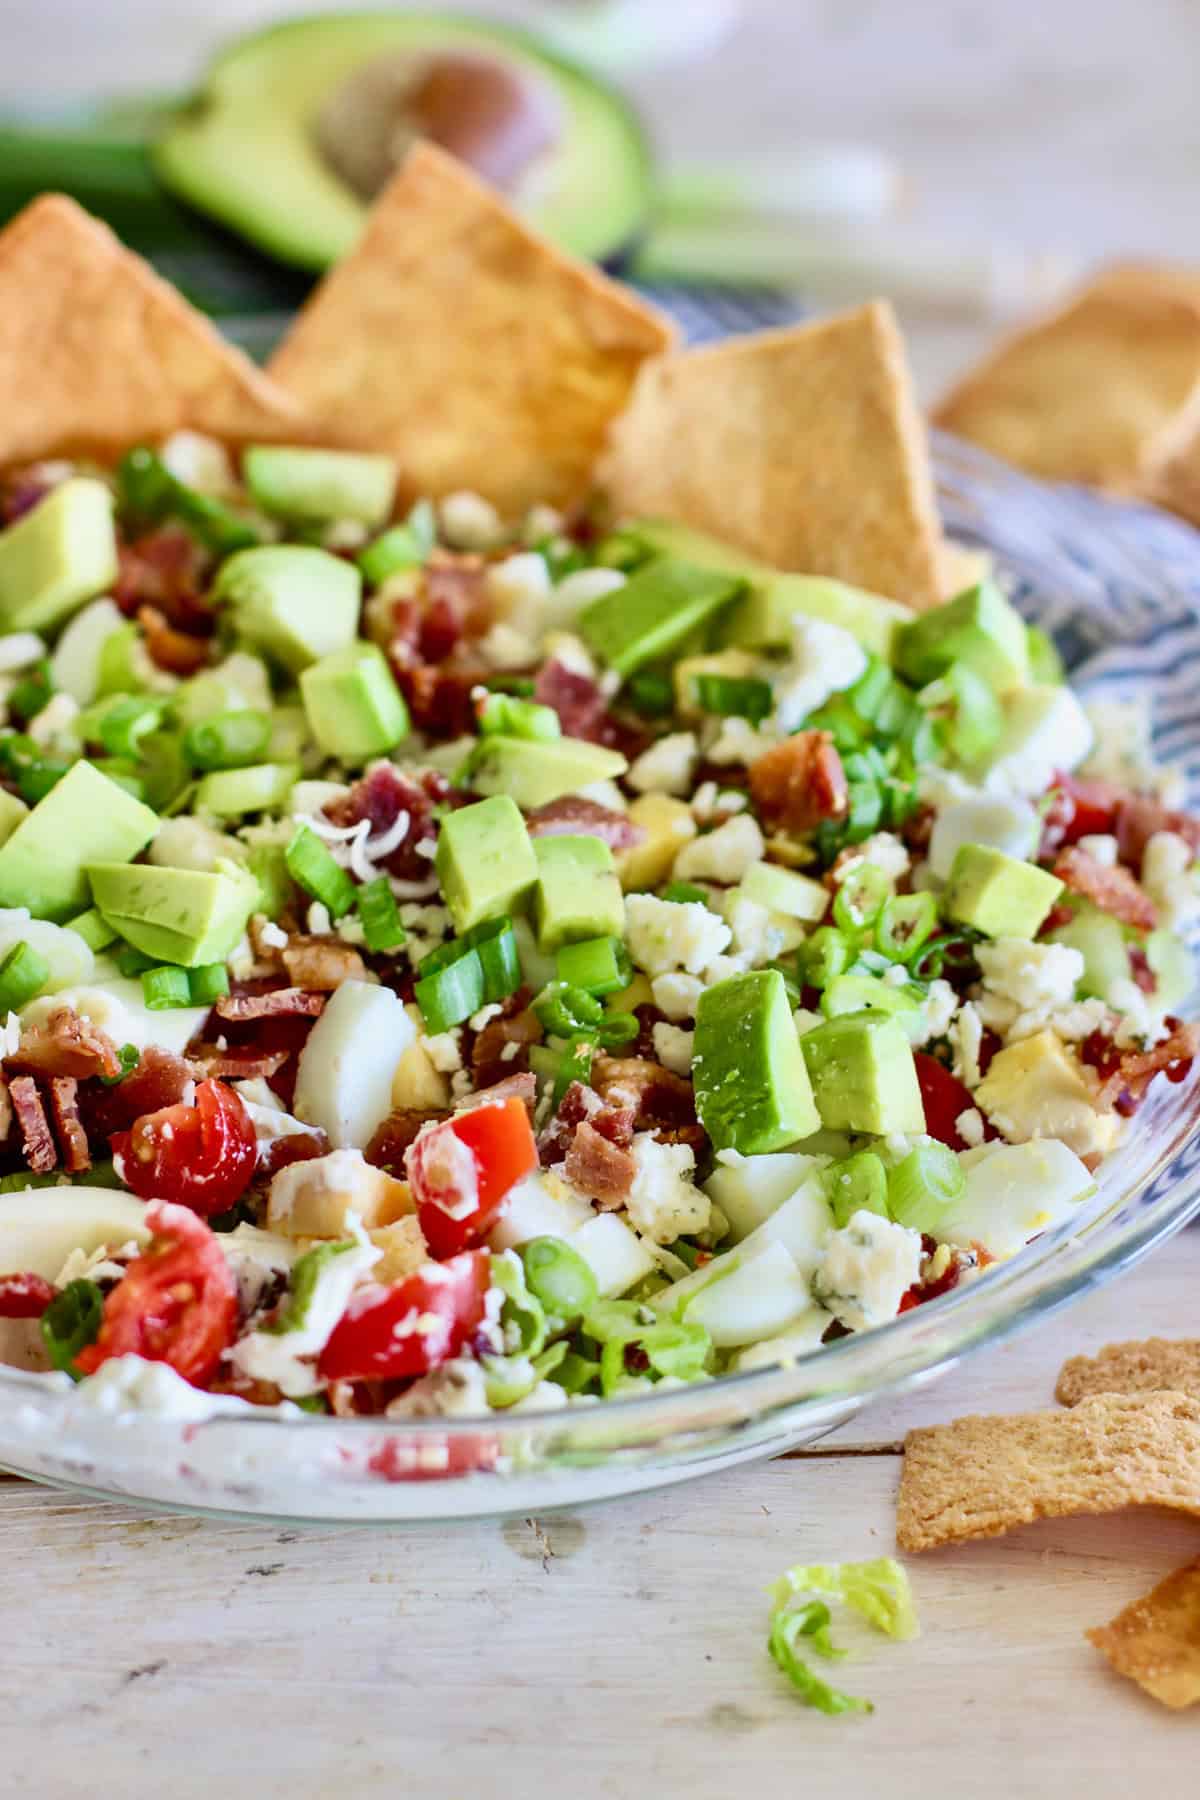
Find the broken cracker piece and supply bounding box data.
[604,301,943,610]
[268,141,675,515]
[0,193,305,464]
[896,1390,1200,1553]
[1057,1339,1200,1407]
[1088,1557,1200,1709]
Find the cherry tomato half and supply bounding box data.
[408,1095,537,1259]
[0,1272,56,1318]
[75,1200,237,1386]
[318,1250,490,1384]
[913,1052,994,1151]
[112,1078,256,1218]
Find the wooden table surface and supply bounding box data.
[2,1230,1196,1797]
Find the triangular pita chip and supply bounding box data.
[603,301,943,610]
[268,142,676,516]
[0,194,306,463]
[934,264,1200,491]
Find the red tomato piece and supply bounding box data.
[1052,771,1121,843]
[318,1250,490,1383]
[111,1077,257,1218]
[913,1052,994,1152]
[366,1431,499,1483]
[408,1095,537,1259]
[74,1200,237,1385]
[0,1271,56,1318]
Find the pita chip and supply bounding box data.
[1088,1558,1200,1709]
[603,300,944,610]
[934,264,1200,491]
[268,142,675,516]
[1057,1338,1200,1407]
[0,194,305,464]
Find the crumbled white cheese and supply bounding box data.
[623,1133,711,1245]
[399,901,452,964]
[440,490,504,551]
[830,831,911,887]
[691,781,748,823]
[307,900,333,937]
[718,890,786,969]
[628,731,699,797]
[912,978,960,1046]
[231,1214,380,1397]
[476,621,539,672]
[1107,976,1169,1049]
[813,1210,924,1331]
[951,1001,984,1089]
[705,716,774,766]
[423,1029,465,1073]
[650,972,704,1022]
[1142,830,1200,930]
[976,938,1084,1016]
[487,550,551,640]
[258,919,289,951]
[1077,834,1119,867]
[625,893,731,977]
[955,1107,986,1148]
[651,1022,695,1077]
[772,617,868,735]
[468,1002,504,1033]
[673,813,765,885]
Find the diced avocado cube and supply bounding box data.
[800,1012,925,1136]
[435,796,537,934]
[88,861,259,968]
[0,479,118,633]
[896,580,1030,695]
[578,556,742,676]
[215,545,360,673]
[172,651,272,728]
[533,836,624,951]
[943,843,1063,940]
[693,969,820,1155]
[299,641,409,763]
[739,860,829,923]
[0,762,158,921]
[193,762,300,818]
[243,446,397,528]
[462,734,627,808]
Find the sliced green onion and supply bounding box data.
[188,963,230,1005]
[40,1279,103,1379]
[660,881,708,905]
[555,935,630,996]
[99,1043,140,1086]
[833,863,891,934]
[489,1252,548,1358]
[912,931,980,984]
[520,1236,599,1326]
[115,943,157,978]
[285,825,356,921]
[875,893,937,964]
[551,1034,593,1106]
[599,1319,710,1395]
[81,694,166,758]
[477,693,560,741]
[582,1299,646,1345]
[15,758,69,804]
[800,926,853,990]
[625,669,675,717]
[415,950,485,1033]
[0,940,48,1011]
[357,500,436,585]
[183,708,272,771]
[66,907,117,953]
[804,697,869,754]
[142,965,193,1010]
[595,1010,639,1049]
[844,655,892,722]
[356,875,407,954]
[534,981,604,1038]
[693,672,773,723]
[887,1143,966,1234]
[826,1152,890,1228]
[117,446,258,556]
[8,660,54,724]
[462,916,521,1003]
[554,1349,601,1395]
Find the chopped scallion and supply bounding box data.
[141,965,193,1010]
[0,940,48,1011]
[356,876,407,954]
[285,825,356,921]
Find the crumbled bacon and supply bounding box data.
[9,1076,56,1173]
[749,730,848,834]
[258,1130,330,1179]
[1128,945,1157,995]
[7,1008,122,1082]
[0,1271,57,1318]
[1081,1017,1197,1113]
[525,795,645,851]
[533,659,616,744]
[191,1047,289,1082]
[48,1076,90,1175]
[589,1054,703,1149]
[1052,845,1159,930]
[114,527,213,631]
[1115,793,1200,872]
[365,1107,451,1175]
[137,604,211,675]
[79,1045,199,1140]
[470,998,541,1089]
[537,1079,636,1168]
[281,940,368,991]
[396,660,484,739]
[457,1070,537,1114]
[323,763,459,881]
[215,988,326,1022]
[563,1119,636,1205]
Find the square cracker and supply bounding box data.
[603,300,944,610]
[934,264,1200,491]
[1057,1339,1200,1407]
[0,194,305,465]
[896,1391,1200,1553]
[268,141,676,516]
[1088,1557,1200,1709]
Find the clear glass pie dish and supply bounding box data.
[1,435,1198,1524]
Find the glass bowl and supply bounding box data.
[2,436,1199,1523]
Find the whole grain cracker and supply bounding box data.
[896,1391,1200,1553]
[603,301,943,610]
[0,194,305,464]
[1088,1557,1200,1709]
[267,142,675,515]
[1057,1339,1200,1407]
[934,264,1200,491]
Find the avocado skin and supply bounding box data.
[151,11,655,273]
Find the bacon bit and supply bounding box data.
[589,1055,702,1148]
[80,1045,200,1140]
[0,1271,57,1318]
[1053,845,1159,930]
[563,1119,637,1205]
[533,659,616,744]
[115,527,213,630]
[258,1129,330,1179]
[281,939,368,991]
[10,1076,56,1173]
[7,1008,122,1082]
[365,1107,452,1176]
[1115,793,1200,872]
[525,795,645,851]
[48,1076,90,1175]
[137,603,211,675]
[1128,946,1158,995]
[537,1079,636,1167]
[749,730,848,833]
[898,1240,964,1313]
[397,660,484,739]
[191,1047,289,1082]
[457,1070,537,1114]
[324,763,456,880]
[215,988,326,1022]
[421,553,492,638]
[1081,1017,1198,1113]
[470,1000,542,1089]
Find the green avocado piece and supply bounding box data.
[214,545,360,674]
[193,762,300,819]
[462,734,627,808]
[299,641,409,763]
[88,861,259,968]
[0,762,158,922]
[0,479,118,633]
[436,796,537,934]
[800,1012,925,1136]
[1046,901,1132,1001]
[150,13,653,271]
[943,843,1063,940]
[895,580,1030,696]
[579,556,742,677]
[628,519,907,659]
[532,835,623,951]
[172,652,273,728]
[693,969,820,1154]
[244,446,398,527]
[0,791,28,850]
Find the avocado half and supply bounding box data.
[152,11,654,271]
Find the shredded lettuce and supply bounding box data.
[767,1557,918,1716]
